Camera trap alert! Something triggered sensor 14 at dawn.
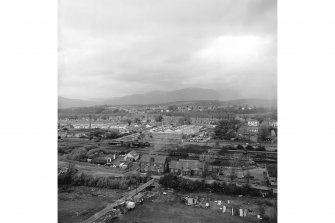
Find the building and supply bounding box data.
[149,125,201,142]
[247,126,259,134]
[139,155,168,174]
[169,159,205,177]
[191,117,220,125]
[124,150,140,161]
[263,119,277,128]
[247,119,260,127]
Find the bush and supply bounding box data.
[67,147,88,161]
[159,173,269,197]
[246,145,254,150]
[159,173,180,188]
[236,145,244,150]
[58,145,75,155]
[258,146,266,151]
[86,148,109,159]
[60,171,148,190]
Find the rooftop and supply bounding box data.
[139,154,168,164]
[169,159,205,170]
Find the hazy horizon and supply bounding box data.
[58,87,277,101]
[59,0,277,100]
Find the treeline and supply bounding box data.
[59,106,129,116]
[214,120,241,140]
[159,174,275,198]
[59,170,149,190]
[60,146,129,162]
[163,110,236,119]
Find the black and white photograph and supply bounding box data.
[3,0,335,223]
[57,0,277,222]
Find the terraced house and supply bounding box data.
[139,155,168,174]
[169,159,206,177]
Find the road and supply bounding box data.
[82,179,155,223]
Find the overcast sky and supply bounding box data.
[59,0,277,100]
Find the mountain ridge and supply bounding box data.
[59,88,275,108]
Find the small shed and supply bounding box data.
[133,193,144,203]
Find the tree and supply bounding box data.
[168,105,178,111]
[237,144,244,150]
[214,120,239,140]
[259,125,270,141]
[105,129,120,139]
[125,119,132,126]
[246,145,254,150]
[67,147,88,161]
[155,115,163,122]
[134,118,141,124]
[101,115,109,120]
[159,173,180,188]
[178,116,191,125]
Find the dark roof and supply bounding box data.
[139,154,167,164]
[169,159,204,170]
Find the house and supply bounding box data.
[263,119,277,128]
[169,159,205,177]
[124,150,139,161]
[186,197,198,205]
[139,155,168,174]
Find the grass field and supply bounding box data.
[114,199,258,223]
[58,185,276,223]
[58,186,123,223]
[114,189,276,223]
[58,160,125,177]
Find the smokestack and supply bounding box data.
[89,115,92,129]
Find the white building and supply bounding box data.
[247,120,260,127]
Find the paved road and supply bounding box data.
[82,179,155,223]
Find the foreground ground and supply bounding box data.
[58,183,276,223]
[114,199,258,223]
[113,188,276,223]
[58,186,123,223]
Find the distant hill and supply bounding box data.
[58,96,99,109]
[223,98,277,108]
[59,88,276,108]
[102,88,223,105]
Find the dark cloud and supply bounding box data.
[59,0,277,99]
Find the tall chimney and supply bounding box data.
[89,115,92,129]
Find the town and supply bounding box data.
[58,99,277,223]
